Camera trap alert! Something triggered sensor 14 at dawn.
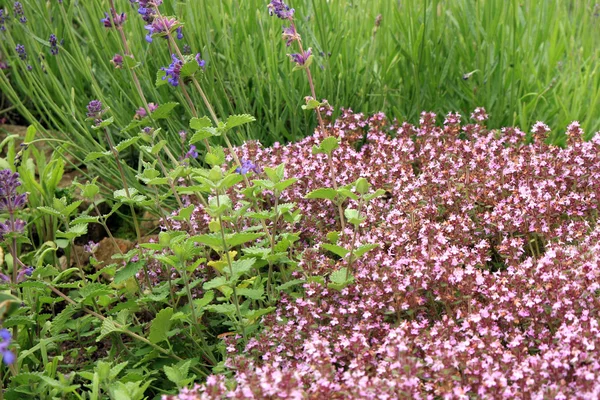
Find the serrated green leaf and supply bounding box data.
[84,151,112,162]
[353,243,379,258]
[91,117,115,130]
[190,116,212,130]
[224,114,256,130]
[305,188,337,200]
[97,318,122,342]
[36,206,63,217]
[203,276,228,290]
[237,286,264,300]
[321,243,349,258]
[115,137,141,152]
[114,261,144,284]
[151,102,179,120]
[148,307,173,344]
[156,70,168,87]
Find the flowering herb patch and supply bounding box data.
[164,109,600,399]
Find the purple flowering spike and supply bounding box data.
[0,8,7,31]
[0,170,26,213]
[86,100,103,118]
[176,26,183,40]
[0,328,14,365]
[161,54,183,86]
[268,0,294,19]
[15,44,27,60]
[14,1,26,24]
[16,266,33,283]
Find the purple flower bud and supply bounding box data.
[111,53,124,68]
[145,16,178,43]
[185,145,198,159]
[183,44,191,55]
[16,266,33,283]
[282,25,299,46]
[176,26,183,40]
[289,48,311,66]
[84,240,99,254]
[235,159,260,175]
[135,102,158,119]
[101,11,126,28]
[268,0,294,19]
[195,53,206,69]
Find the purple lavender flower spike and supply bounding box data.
[49,34,59,55]
[0,8,7,31]
[15,44,27,60]
[268,0,294,19]
[14,2,26,24]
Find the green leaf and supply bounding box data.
[78,283,113,302]
[36,206,63,217]
[92,117,115,130]
[114,261,144,285]
[321,243,349,258]
[355,178,370,195]
[148,307,173,344]
[226,233,263,248]
[70,215,100,225]
[237,286,264,300]
[97,318,122,342]
[156,70,167,87]
[328,267,354,290]
[203,276,228,290]
[190,116,212,130]
[84,151,111,162]
[205,304,236,315]
[115,137,141,152]
[301,98,322,111]
[276,279,305,291]
[180,59,199,78]
[224,114,256,130]
[151,102,179,120]
[305,188,337,201]
[353,243,379,258]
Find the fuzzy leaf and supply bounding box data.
[148,307,173,344]
[114,261,144,284]
[305,188,337,201]
[321,243,349,258]
[225,114,256,130]
[190,116,212,130]
[97,318,121,342]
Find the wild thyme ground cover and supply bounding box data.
[164,110,600,399]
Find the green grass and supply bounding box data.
[1,0,599,171]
